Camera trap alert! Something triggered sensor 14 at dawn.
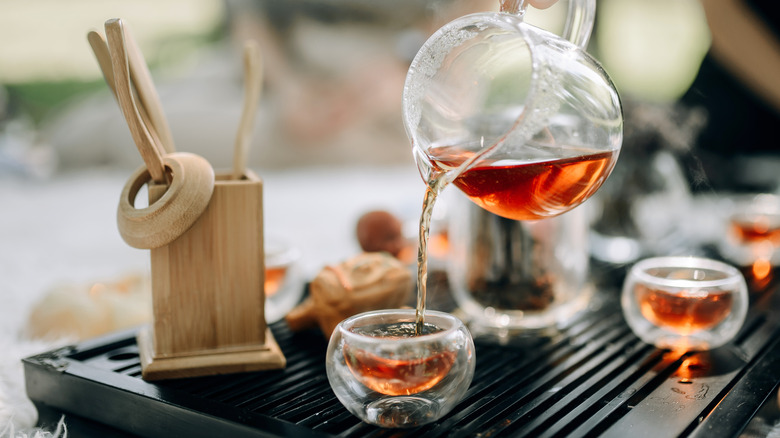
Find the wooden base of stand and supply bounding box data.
[137,326,286,381]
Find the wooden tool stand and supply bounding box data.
[95,18,279,380]
[131,170,285,380]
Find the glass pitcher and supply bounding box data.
[403,0,623,218]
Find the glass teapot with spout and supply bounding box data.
[403,0,623,221]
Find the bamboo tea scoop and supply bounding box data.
[105,18,215,249]
[88,30,167,159]
[124,22,176,154]
[232,40,263,180]
[105,19,166,184]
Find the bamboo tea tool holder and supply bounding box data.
[95,18,285,380]
[134,169,285,381]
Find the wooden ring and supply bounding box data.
[117,152,215,249]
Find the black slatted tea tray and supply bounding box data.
[24,279,780,437]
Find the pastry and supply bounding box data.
[285,252,412,337]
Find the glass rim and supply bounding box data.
[728,193,780,218]
[337,309,461,345]
[265,235,301,267]
[629,256,744,289]
[402,11,538,171]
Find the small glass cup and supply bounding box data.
[326,309,475,428]
[719,193,780,267]
[728,194,780,248]
[264,236,303,323]
[621,256,748,351]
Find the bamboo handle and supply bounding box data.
[87,31,116,96]
[88,30,167,162]
[232,40,263,180]
[124,22,177,154]
[105,18,167,184]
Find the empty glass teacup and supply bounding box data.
[621,256,748,351]
[326,309,475,428]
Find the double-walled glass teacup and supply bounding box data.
[263,236,303,323]
[720,193,780,266]
[326,309,475,428]
[621,256,748,351]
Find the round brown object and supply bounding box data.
[285,252,412,337]
[356,210,405,257]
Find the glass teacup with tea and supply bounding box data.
[621,256,749,350]
[720,194,780,265]
[326,309,475,428]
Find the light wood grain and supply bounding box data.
[88,30,167,160]
[124,22,177,154]
[147,171,274,361]
[117,152,214,249]
[232,40,263,180]
[104,18,167,184]
[87,31,116,96]
[137,326,285,380]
